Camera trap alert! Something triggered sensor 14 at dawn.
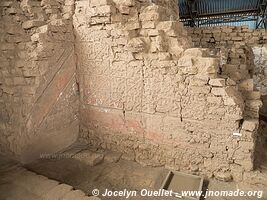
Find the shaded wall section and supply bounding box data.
[0,0,79,161]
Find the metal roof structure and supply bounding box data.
[179,0,267,29]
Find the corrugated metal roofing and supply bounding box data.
[178,0,266,28]
[179,0,261,18]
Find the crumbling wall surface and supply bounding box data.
[75,0,260,180]
[187,26,267,48]
[188,26,267,97]
[0,0,79,160]
[252,45,267,115]
[253,45,267,95]
[219,46,263,168]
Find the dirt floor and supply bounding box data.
[25,154,171,199]
[21,144,265,200]
[0,156,95,200]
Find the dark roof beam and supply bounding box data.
[180,8,258,19]
[186,0,198,27]
[256,0,267,28]
[198,17,257,26]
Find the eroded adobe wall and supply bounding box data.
[253,45,267,95]
[75,0,260,181]
[187,26,267,48]
[253,45,267,118]
[184,25,267,191]
[188,26,267,157]
[0,0,79,161]
[187,26,267,99]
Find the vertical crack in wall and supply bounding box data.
[179,96,183,122]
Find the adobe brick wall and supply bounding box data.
[0,0,79,161]
[187,26,267,48]
[0,0,263,182]
[75,0,260,181]
[187,26,267,97]
[253,45,267,96]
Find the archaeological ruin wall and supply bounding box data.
[188,26,267,159]
[0,0,79,161]
[75,0,261,181]
[187,26,267,48]
[253,45,267,101]
[188,26,267,97]
[0,0,264,182]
